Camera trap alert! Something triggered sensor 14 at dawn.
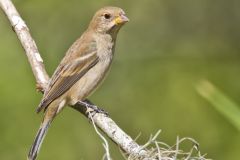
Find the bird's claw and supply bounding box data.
[78,100,109,119]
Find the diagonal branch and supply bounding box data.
[0,0,147,158]
[0,0,49,91]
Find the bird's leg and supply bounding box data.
[77,99,109,118]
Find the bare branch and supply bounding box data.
[0,0,49,91]
[0,0,147,158]
[73,102,148,158]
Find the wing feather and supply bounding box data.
[36,39,98,113]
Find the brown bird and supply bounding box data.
[28,6,129,160]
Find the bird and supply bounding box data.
[28,6,129,160]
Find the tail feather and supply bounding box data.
[28,121,51,160]
[36,99,51,113]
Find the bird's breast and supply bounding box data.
[68,57,112,105]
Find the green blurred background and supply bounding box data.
[0,0,240,159]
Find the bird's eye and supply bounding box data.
[103,13,111,19]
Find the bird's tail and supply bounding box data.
[28,120,51,160]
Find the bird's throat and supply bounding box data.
[95,33,115,60]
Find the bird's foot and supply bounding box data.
[78,99,109,118]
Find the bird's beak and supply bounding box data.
[114,14,129,25]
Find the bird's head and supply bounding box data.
[88,6,129,36]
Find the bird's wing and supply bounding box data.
[37,44,98,113]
